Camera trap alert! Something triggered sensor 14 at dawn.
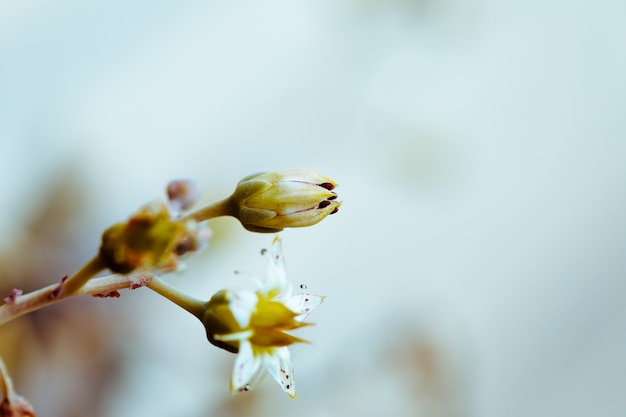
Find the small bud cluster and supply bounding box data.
[98,180,210,275]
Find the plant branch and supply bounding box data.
[0,355,36,416]
[0,356,10,402]
[0,273,150,327]
[178,198,233,223]
[146,276,206,320]
[60,256,107,296]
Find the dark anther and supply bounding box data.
[318,200,331,209]
[327,194,337,200]
[319,182,335,190]
[330,207,339,215]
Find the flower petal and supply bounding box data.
[264,347,296,399]
[231,340,263,393]
[227,290,258,328]
[261,236,290,297]
[284,293,325,321]
[250,298,299,328]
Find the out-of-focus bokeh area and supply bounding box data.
[1,1,625,416]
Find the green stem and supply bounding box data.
[146,277,206,320]
[60,256,107,296]
[178,198,234,223]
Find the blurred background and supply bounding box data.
[1,0,625,416]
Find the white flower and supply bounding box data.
[203,236,324,398]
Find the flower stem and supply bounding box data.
[146,277,206,320]
[0,356,11,401]
[178,198,234,223]
[0,273,145,327]
[60,256,107,296]
[0,355,36,415]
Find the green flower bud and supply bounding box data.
[230,168,341,233]
[202,290,243,353]
[98,201,190,274]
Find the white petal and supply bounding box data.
[284,293,325,321]
[261,236,290,297]
[231,340,263,393]
[264,347,296,399]
[227,290,257,328]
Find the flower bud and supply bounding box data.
[230,168,341,233]
[166,179,200,213]
[202,290,244,353]
[98,201,191,274]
